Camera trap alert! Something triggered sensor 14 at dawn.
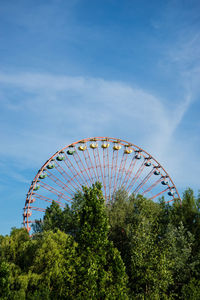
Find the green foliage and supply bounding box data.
[33,201,78,237]
[2,186,200,299]
[1,182,129,299]
[108,188,200,299]
[181,278,200,300]
[75,183,129,299]
[76,183,110,249]
[108,191,173,298]
[0,260,10,299]
[31,230,78,299]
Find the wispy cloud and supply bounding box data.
[0,71,196,189]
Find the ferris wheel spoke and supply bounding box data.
[165,197,176,204]
[133,169,154,194]
[44,171,75,198]
[141,177,163,196]
[29,206,46,212]
[85,148,99,183]
[111,150,118,197]
[46,168,77,197]
[102,148,107,198]
[112,150,120,197]
[118,153,129,189]
[112,150,123,196]
[82,151,95,185]
[33,193,65,207]
[68,168,95,188]
[105,146,111,199]
[120,155,137,189]
[54,159,81,191]
[109,150,116,201]
[122,161,137,191]
[73,150,92,186]
[101,144,110,199]
[65,151,87,187]
[127,160,146,193]
[106,146,110,197]
[96,145,107,197]
[39,181,71,202]
[63,154,83,189]
[92,148,101,182]
[149,187,170,200]
[114,152,126,194]
[75,149,94,186]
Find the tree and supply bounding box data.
[33,201,78,237]
[2,185,200,299]
[108,192,174,298]
[30,230,78,299]
[75,182,129,299]
[0,260,10,299]
[0,227,79,299]
[181,278,200,300]
[161,222,194,298]
[0,228,33,299]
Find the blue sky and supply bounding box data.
[0,0,200,235]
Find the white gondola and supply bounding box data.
[135,152,141,159]
[168,189,175,196]
[161,178,169,185]
[154,169,160,175]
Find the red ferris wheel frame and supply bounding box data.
[23,137,181,232]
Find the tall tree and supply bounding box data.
[30,230,78,299]
[75,182,129,299]
[108,192,174,299]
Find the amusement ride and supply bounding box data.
[23,137,181,232]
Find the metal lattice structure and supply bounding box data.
[23,137,181,232]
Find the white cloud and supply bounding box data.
[0,71,198,190]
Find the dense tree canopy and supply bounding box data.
[1,183,200,299]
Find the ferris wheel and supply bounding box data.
[23,137,181,232]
